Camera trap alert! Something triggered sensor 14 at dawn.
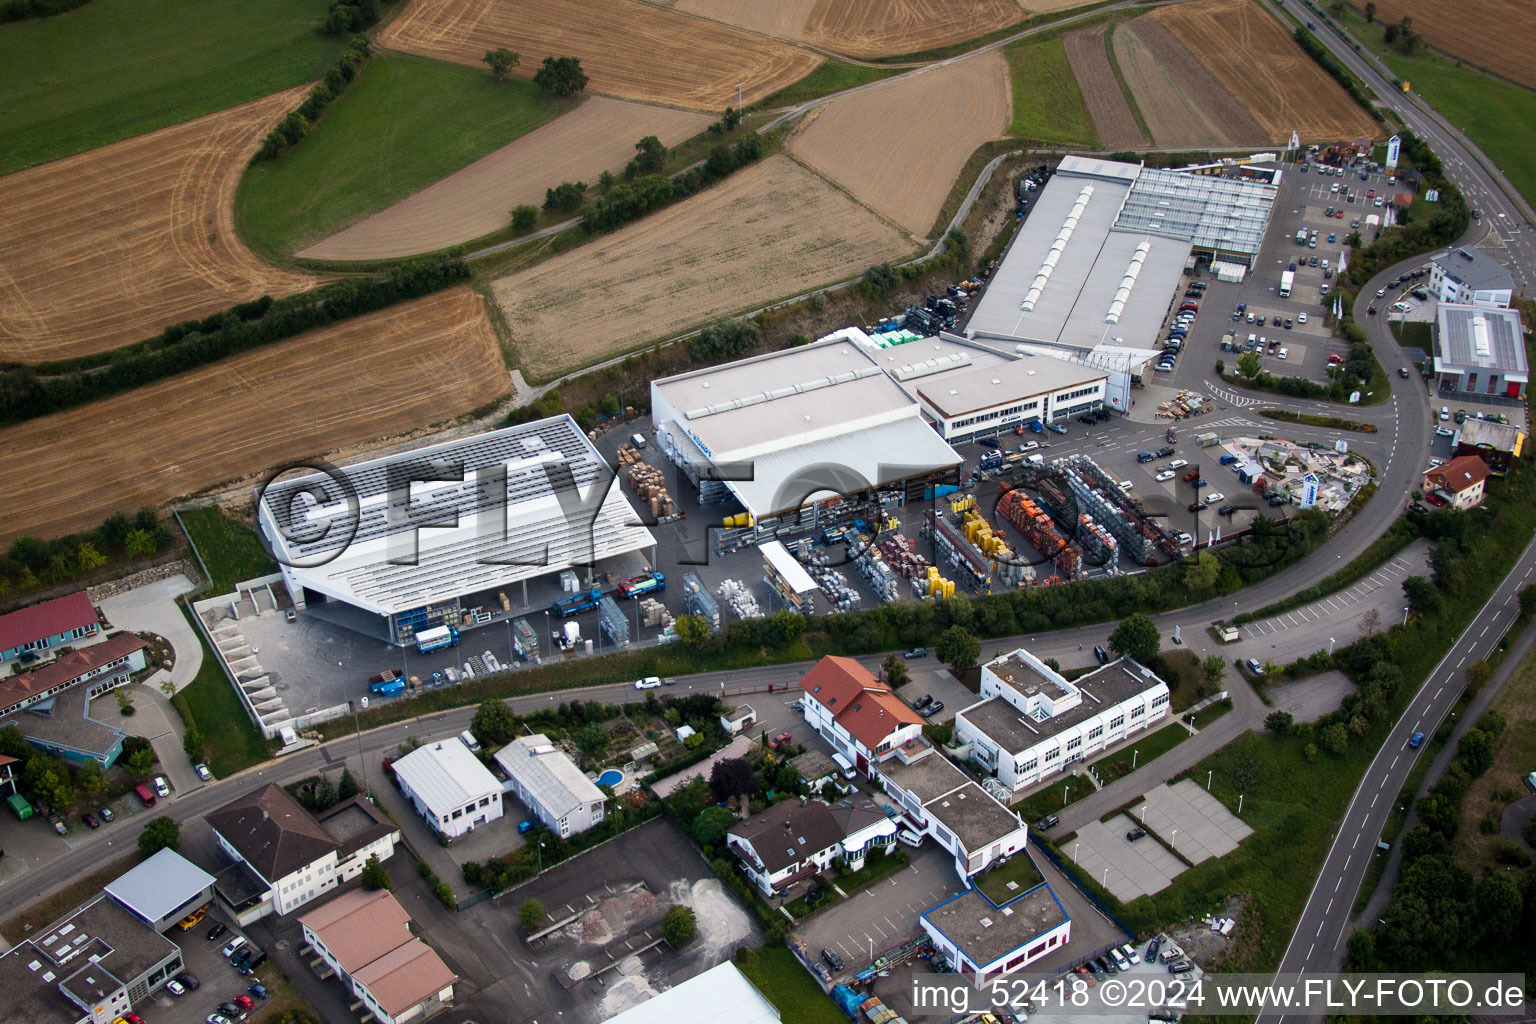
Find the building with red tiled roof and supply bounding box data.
[0,591,98,662]
[798,656,924,776]
[300,889,456,1024]
[1423,454,1490,509]
[0,632,147,768]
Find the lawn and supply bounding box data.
[0,852,138,940]
[1391,319,1433,353]
[0,0,342,175]
[1154,649,1204,711]
[1002,34,1097,146]
[976,851,1046,905]
[736,944,846,1024]
[178,506,276,595]
[1090,722,1190,785]
[1013,775,1084,825]
[172,602,271,777]
[1454,646,1536,869]
[1337,9,1536,210]
[753,59,901,110]
[236,52,571,260]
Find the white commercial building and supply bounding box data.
[599,962,780,1024]
[392,738,503,839]
[1433,303,1527,399]
[494,734,606,838]
[955,649,1171,796]
[921,876,1072,988]
[207,783,400,921]
[1428,246,1513,308]
[877,750,1029,882]
[797,656,925,777]
[650,337,962,527]
[256,416,656,645]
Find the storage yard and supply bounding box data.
[1111,16,1268,148]
[491,155,911,380]
[1063,25,1148,151]
[1358,0,1535,90]
[787,51,1012,236]
[0,86,318,363]
[670,0,1028,59]
[376,0,822,109]
[0,287,506,542]
[298,98,711,261]
[1152,0,1380,141]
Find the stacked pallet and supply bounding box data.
[615,444,643,466]
[638,597,668,628]
[627,463,675,518]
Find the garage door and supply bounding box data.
[1508,382,1522,397]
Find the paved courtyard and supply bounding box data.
[1066,814,1186,903]
[1132,780,1253,865]
[792,843,964,969]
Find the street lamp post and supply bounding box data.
[1238,793,1244,814]
[349,700,371,800]
[1206,770,1213,790]
[1328,636,1336,655]
[1132,748,1139,769]
[1170,829,1177,847]
[1063,785,1070,806]
[1073,842,1080,863]
[1402,606,1410,625]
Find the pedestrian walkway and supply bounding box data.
[98,574,202,693]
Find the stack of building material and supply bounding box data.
[639,597,668,628]
[615,444,643,466]
[997,488,1079,579]
[877,534,930,582]
[627,463,675,519]
[717,578,762,619]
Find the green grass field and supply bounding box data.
[237,53,570,260]
[1002,34,1097,147]
[736,944,845,1024]
[173,603,271,777]
[0,0,342,175]
[177,506,276,595]
[1338,9,1536,209]
[752,59,900,110]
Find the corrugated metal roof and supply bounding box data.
[393,738,500,814]
[599,962,780,1024]
[495,734,604,820]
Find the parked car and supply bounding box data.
[1046,422,1067,435]
[1169,459,1188,469]
[1094,645,1109,664]
[1187,502,1204,513]
[207,1015,234,1024]
[82,812,99,829]
[913,694,933,710]
[1155,470,1174,482]
[221,936,247,959]
[1121,942,1141,965]
[634,676,662,690]
[1037,814,1059,830]
[1127,826,1147,842]
[195,763,212,782]
[903,646,927,659]
[248,983,269,1000]
[1297,312,1308,324]
[49,816,66,835]
[1246,658,1264,675]
[897,829,924,848]
[1218,505,1236,517]
[919,701,945,719]
[1168,958,1195,975]
[176,972,201,991]
[1137,451,1156,463]
[98,805,114,822]
[165,978,186,996]
[1110,948,1131,971]
[821,949,844,971]
[152,776,170,799]
[770,732,793,749]
[1146,936,1161,961]
[235,994,255,1010]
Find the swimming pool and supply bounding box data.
[597,769,624,788]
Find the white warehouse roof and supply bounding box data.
[257,416,655,616]
[600,962,781,1024]
[393,738,500,814]
[495,734,605,820]
[652,339,960,517]
[103,848,215,925]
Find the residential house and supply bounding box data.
[1423,455,1491,510]
[300,889,456,1024]
[798,656,924,777]
[725,796,895,897]
[0,633,147,767]
[0,592,98,664]
[494,734,605,838]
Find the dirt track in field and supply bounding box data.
[666,0,1025,57]
[0,87,318,364]
[376,0,821,110]
[0,288,507,543]
[1064,25,1148,150]
[1153,0,1379,142]
[1363,0,1534,90]
[1114,16,1267,148]
[490,155,909,380]
[300,98,710,261]
[788,50,1010,236]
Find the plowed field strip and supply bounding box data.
[1064,25,1147,150]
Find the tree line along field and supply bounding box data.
[299,96,710,261]
[0,87,320,364]
[376,0,822,110]
[1352,0,1535,90]
[787,50,1011,237]
[0,0,343,176]
[490,155,910,381]
[0,287,507,543]
[1150,0,1378,143]
[236,52,573,261]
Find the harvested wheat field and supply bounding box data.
[1064,25,1147,150]
[668,0,1024,56]
[0,288,506,543]
[1114,16,1267,148]
[0,87,318,364]
[1153,0,1377,141]
[492,155,909,380]
[301,99,710,261]
[377,0,821,109]
[1362,0,1534,90]
[789,51,1010,235]
[1022,0,1107,11]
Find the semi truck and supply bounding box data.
[415,624,461,654]
[368,669,406,697]
[1279,270,1294,298]
[551,587,604,617]
[615,572,666,599]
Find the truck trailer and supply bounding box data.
[551,588,604,617]
[615,572,665,599]
[1279,270,1294,298]
[368,669,406,696]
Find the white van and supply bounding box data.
[459,730,481,752]
[630,432,647,449]
[897,828,924,848]
[1025,454,1044,466]
[831,752,857,780]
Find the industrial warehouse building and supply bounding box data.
[300,889,457,1024]
[599,962,780,1024]
[257,416,656,646]
[392,737,503,839]
[921,870,1072,988]
[1433,304,1528,399]
[1428,247,1513,308]
[954,648,1171,796]
[877,749,1030,882]
[650,337,963,531]
[495,734,607,838]
[964,155,1278,376]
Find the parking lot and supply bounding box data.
[793,843,964,969]
[1066,814,1186,903]
[132,908,276,1024]
[1131,780,1253,864]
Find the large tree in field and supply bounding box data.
[534,56,588,96]
[483,47,520,81]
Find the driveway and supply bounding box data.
[99,574,202,692]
